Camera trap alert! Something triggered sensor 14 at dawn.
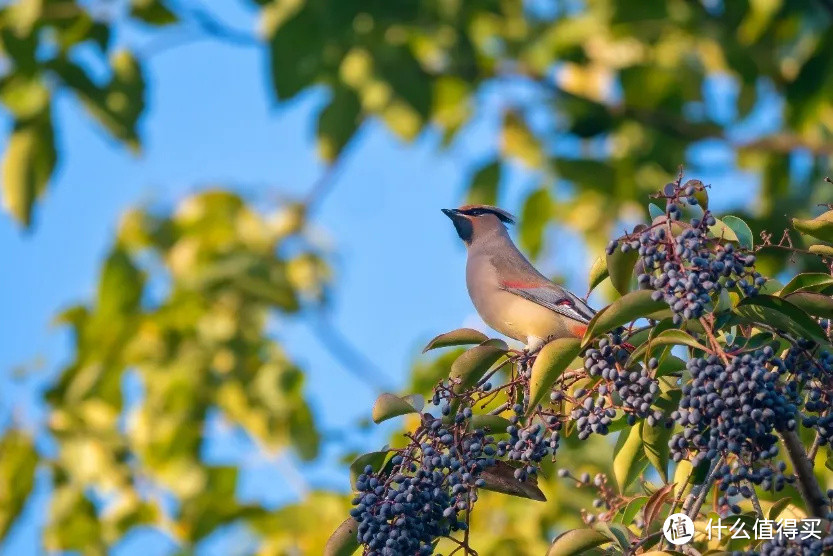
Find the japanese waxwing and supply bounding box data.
[442,205,595,352]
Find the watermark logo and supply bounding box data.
[663,513,695,545]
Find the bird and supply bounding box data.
[442,204,596,352]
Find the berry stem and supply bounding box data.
[684,455,724,519]
[779,428,828,519]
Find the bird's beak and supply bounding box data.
[441,208,458,219]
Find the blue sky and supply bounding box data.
[0,3,776,554]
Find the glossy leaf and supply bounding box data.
[784,292,833,319]
[627,329,710,366]
[582,290,666,346]
[449,343,507,393]
[613,425,646,492]
[349,451,392,490]
[793,211,833,243]
[324,517,360,556]
[606,244,638,296]
[423,328,489,352]
[588,255,609,292]
[641,421,671,482]
[527,338,582,414]
[722,215,754,249]
[547,529,610,556]
[778,273,833,296]
[735,295,828,344]
[371,393,419,424]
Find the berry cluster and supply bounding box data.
[351,412,497,555]
[786,342,833,450]
[497,404,558,480]
[574,332,661,438]
[606,185,763,326]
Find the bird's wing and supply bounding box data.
[500,282,596,324]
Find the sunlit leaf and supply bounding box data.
[449,343,507,393]
[547,529,610,556]
[371,393,419,424]
[527,338,582,414]
[793,212,833,243]
[0,431,38,539]
[735,294,828,345]
[1,111,56,227]
[778,273,833,296]
[582,290,666,346]
[606,244,638,296]
[423,328,489,352]
[588,255,608,292]
[613,425,646,492]
[324,517,360,556]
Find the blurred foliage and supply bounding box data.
[2,0,833,553]
[1,190,331,551]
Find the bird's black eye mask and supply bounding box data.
[451,215,474,243]
[458,207,516,224]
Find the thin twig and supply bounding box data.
[746,480,764,519]
[683,455,725,519]
[307,312,393,392]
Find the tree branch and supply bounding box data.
[307,312,393,392]
[779,428,828,519]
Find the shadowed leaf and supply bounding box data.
[324,517,359,556]
[371,393,419,424]
[479,461,546,501]
[547,529,610,556]
[423,328,489,352]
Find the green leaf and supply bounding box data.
[527,338,582,414]
[767,497,792,520]
[613,425,647,492]
[423,328,489,352]
[547,529,610,556]
[708,218,739,242]
[588,256,609,292]
[450,340,506,382]
[593,522,631,551]
[627,329,710,366]
[130,0,178,25]
[467,160,501,206]
[317,86,362,162]
[673,460,693,500]
[349,451,391,489]
[371,393,419,424]
[735,294,828,344]
[606,245,638,296]
[467,414,512,434]
[0,431,38,538]
[502,112,543,168]
[721,215,753,248]
[784,292,833,319]
[617,496,648,525]
[324,517,360,556]
[778,273,833,296]
[479,461,546,501]
[809,244,833,257]
[649,203,665,220]
[582,290,666,346]
[1,111,57,227]
[519,188,553,259]
[793,211,833,243]
[641,421,671,482]
[97,248,144,317]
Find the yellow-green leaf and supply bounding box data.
[613,425,646,492]
[582,290,666,346]
[547,529,610,556]
[423,328,489,352]
[449,343,507,393]
[588,255,609,292]
[794,211,833,243]
[527,338,582,414]
[606,245,638,296]
[371,393,418,424]
[324,517,360,556]
[1,112,57,227]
